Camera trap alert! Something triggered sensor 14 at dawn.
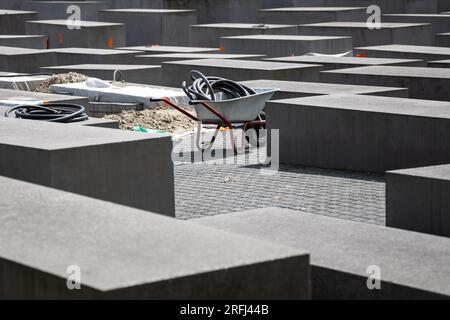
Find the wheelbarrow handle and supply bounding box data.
[150,97,200,122]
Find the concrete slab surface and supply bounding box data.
[0,117,175,216]
[117,45,220,54]
[322,65,450,101]
[387,164,450,238]
[220,34,353,57]
[355,44,450,61]
[428,59,450,67]
[0,9,37,34]
[241,79,409,99]
[259,6,367,24]
[436,32,450,47]
[26,19,126,49]
[98,9,197,46]
[266,55,424,69]
[0,46,56,73]
[267,94,450,172]
[195,207,450,299]
[0,35,46,49]
[298,22,433,46]
[48,47,144,65]
[162,58,322,86]
[136,53,265,65]
[41,64,163,85]
[0,176,310,299]
[190,23,298,47]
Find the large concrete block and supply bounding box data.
[0,35,46,49]
[292,0,438,14]
[266,55,424,70]
[0,46,56,73]
[0,177,310,299]
[162,58,321,87]
[383,14,450,40]
[190,23,298,47]
[428,59,450,68]
[387,165,450,238]
[221,34,353,57]
[439,0,450,11]
[354,44,450,61]
[41,64,163,85]
[266,94,450,173]
[26,20,126,49]
[65,117,119,128]
[0,9,37,34]
[259,7,367,24]
[321,66,450,101]
[298,22,433,47]
[135,53,265,65]
[98,9,197,46]
[22,1,109,20]
[49,48,144,65]
[0,117,175,216]
[241,79,409,99]
[117,45,220,54]
[0,88,88,107]
[0,74,51,91]
[195,207,450,299]
[84,101,144,118]
[436,33,450,47]
[110,0,293,23]
[0,0,27,10]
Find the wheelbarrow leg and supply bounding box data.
[230,120,267,154]
[228,126,248,155]
[195,122,221,154]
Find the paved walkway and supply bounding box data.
[173,130,386,225]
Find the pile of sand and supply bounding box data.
[35,72,88,93]
[104,107,196,134]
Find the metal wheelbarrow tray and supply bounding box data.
[151,88,278,153]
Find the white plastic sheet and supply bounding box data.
[0,75,51,91]
[49,79,189,108]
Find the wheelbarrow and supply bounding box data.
[150,88,278,153]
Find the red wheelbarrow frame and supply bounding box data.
[150,97,265,154]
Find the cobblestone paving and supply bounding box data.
[173,131,386,225]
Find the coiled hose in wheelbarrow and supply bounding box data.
[182,70,266,147]
[182,70,256,101]
[5,103,89,123]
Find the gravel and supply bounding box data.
[35,72,88,93]
[104,107,196,134]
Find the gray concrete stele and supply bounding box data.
[195,207,450,299]
[241,79,409,100]
[189,23,298,47]
[0,176,310,299]
[0,117,175,216]
[98,9,197,46]
[386,164,450,238]
[25,20,126,49]
[0,46,56,73]
[321,65,450,101]
[220,34,353,57]
[266,94,450,173]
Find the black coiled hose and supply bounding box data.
[182,70,256,101]
[5,103,89,123]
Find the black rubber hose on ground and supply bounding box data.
[5,103,89,123]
